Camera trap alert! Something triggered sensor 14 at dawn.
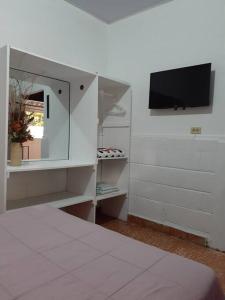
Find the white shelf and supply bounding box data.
[7,192,93,210]
[96,190,127,202]
[98,156,128,162]
[7,160,95,173]
[0,46,131,224]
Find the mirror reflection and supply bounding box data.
[9,69,70,161]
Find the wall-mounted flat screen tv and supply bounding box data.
[149,63,211,109]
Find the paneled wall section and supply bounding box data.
[129,135,224,245]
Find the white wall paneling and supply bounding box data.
[130,135,225,248]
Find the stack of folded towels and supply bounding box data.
[96,182,119,195]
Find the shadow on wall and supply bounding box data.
[150,70,215,117]
[145,0,175,10]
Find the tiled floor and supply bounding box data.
[98,216,225,293]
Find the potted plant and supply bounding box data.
[8,79,34,166]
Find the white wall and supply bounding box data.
[107,0,225,250]
[107,0,225,135]
[0,0,107,74]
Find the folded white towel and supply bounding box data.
[96,182,119,195]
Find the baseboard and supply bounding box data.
[128,214,207,247]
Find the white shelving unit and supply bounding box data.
[7,192,93,210]
[96,76,131,221]
[0,45,131,223]
[7,160,95,173]
[96,190,127,202]
[98,157,128,161]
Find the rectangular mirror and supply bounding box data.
[9,68,70,161]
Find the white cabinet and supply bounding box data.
[0,46,131,223]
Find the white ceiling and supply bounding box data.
[65,0,172,24]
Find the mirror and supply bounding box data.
[9,68,70,161]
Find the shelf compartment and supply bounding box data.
[7,160,95,173]
[7,192,93,210]
[62,201,95,223]
[96,190,127,202]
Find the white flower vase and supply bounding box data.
[10,143,22,166]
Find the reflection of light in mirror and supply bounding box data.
[29,126,44,139]
[9,69,70,161]
[26,111,44,139]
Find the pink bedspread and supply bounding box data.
[0,205,224,300]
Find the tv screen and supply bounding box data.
[149,63,211,109]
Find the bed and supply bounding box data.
[0,205,224,300]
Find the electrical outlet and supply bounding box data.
[191,127,202,134]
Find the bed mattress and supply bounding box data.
[0,205,224,300]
